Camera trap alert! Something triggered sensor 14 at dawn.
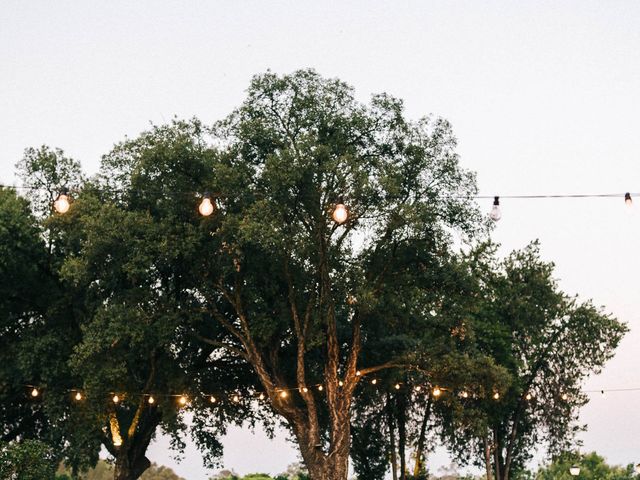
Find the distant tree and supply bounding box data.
[536,451,637,480]
[0,439,58,480]
[442,243,627,480]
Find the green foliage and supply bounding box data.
[0,439,58,480]
[536,452,637,480]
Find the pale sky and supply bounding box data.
[2,1,640,478]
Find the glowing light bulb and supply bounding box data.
[54,189,71,214]
[561,393,568,401]
[148,396,155,405]
[395,383,401,390]
[332,202,348,224]
[233,394,240,403]
[279,390,288,399]
[356,370,361,377]
[112,394,120,404]
[302,387,308,393]
[525,393,532,401]
[461,391,469,399]
[339,380,344,387]
[209,396,216,403]
[371,379,377,385]
[415,385,422,392]
[199,193,215,216]
[31,388,39,397]
[178,395,188,406]
[493,392,500,400]
[317,385,323,391]
[74,392,83,401]
[258,393,265,400]
[570,465,580,476]
[625,192,632,207]
[433,387,442,397]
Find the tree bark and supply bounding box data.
[483,435,493,480]
[387,393,398,480]
[397,392,407,480]
[413,396,432,477]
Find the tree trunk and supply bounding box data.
[483,435,493,480]
[397,392,407,480]
[413,396,432,477]
[387,393,398,480]
[296,419,350,480]
[113,449,151,480]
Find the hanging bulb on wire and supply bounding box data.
[258,393,265,400]
[148,396,155,405]
[332,199,348,224]
[371,379,377,385]
[198,192,215,216]
[74,391,83,401]
[433,387,442,398]
[54,188,71,214]
[209,396,217,404]
[31,388,39,398]
[178,395,188,406]
[317,385,324,391]
[233,394,240,403]
[625,192,632,207]
[461,391,469,399]
[112,394,120,404]
[489,196,501,222]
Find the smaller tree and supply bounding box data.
[536,452,637,480]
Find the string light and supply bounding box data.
[198,192,215,216]
[625,192,632,207]
[148,396,155,405]
[561,393,568,401]
[31,388,39,398]
[415,385,422,392]
[112,394,120,404]
[489,196,501,222]
[302,387,308,393]
[53,188,71,214]
[569,465,580,476]
[356,370,361,377]
[232,394,240,403]
[74,391,83,401]
[258,393,265,400]
[433,387,442,397]
[461,391,469,399]
[371,379,377,385]
[601,390,606,399]
[209,396,216,403]
[338,380,344,387]
[525,392,533,401]
[394,383,401,390]
[493,392,500,400]
[178,395,188,406]
[279,390,288,399]
[317,385,323,391]
[332,200,348,224]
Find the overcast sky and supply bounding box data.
[2,1,640,477]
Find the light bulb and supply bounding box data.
[371,379,377,385]
[209,396,216,403]
[74,392,83,401]
[569,465,580,476]
[54,189,71,214]
[113,394,120,404]
[31,388,39,398]
[601,390,606,399]
[317,385,324,391]
[148,396,155,405]
[489,196,501,222]
[199,193,215,216]
[356,370,361,377]
[302,387,308,393]
[178,395,188,406]
[525,393,532,401]
[561,393,568,401]
[433,387,442,397]
[339,380,344,387]
[415,385,422,392]
[625,192,632,207]
[493,392,500,400]
[233,394,240,403]
[279,390,288,399]
[258,393,265,400]
[395,383,401,390]
[332,203,348,224]
[461,391,469,399]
